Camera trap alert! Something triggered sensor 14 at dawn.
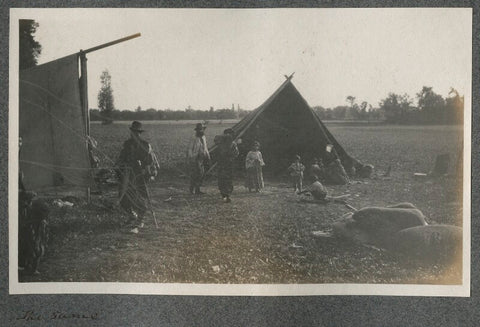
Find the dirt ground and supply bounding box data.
[20,171,462,284]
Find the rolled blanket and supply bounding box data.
[333,204,427,248]
[394,225,462,262]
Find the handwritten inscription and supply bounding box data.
[17,310,99,321]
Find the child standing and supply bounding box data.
[288,155,305,193]
[245,141,265,192]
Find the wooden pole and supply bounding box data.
[79,51,91,202]
[77,33,141,202]
[83,33,141,54]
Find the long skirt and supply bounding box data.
[218,163,234,197]
[246,166,264,191]
[119,169,148,220]
[189,160,205,191]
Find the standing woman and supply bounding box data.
[245,141,265,192]
[215,128,239,203]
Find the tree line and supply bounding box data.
[313,86,463,125]
[90,106,250,122]
[94,83,464,125]
[378,87,464,125]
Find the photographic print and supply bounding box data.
[9,8,471,296]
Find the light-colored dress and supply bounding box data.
[245,150,265,191]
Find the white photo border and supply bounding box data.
[8,7,472,297]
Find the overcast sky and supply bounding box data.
[23,8,472,111]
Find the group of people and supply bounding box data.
[116,120,358,233]
[186,123,242,201]
[118,121,266,233]
[186,122,265,202]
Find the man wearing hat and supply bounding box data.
[186,122,210,194]
[214,128,239,203]
[117,121,158,233]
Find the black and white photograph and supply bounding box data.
[9,8,471,296]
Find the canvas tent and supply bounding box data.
[19,33,140,192]
[209,77,361,173]
[19,54,92,190]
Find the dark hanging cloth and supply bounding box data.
[19,54,92,189]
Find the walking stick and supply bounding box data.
[142,176,159,229]
[204,162,218,178]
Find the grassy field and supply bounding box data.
[91,121,462,175]
[20,122,464,284]
[90,120,235,171]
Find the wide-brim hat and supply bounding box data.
[223,128,234,136]
[129,121,145,133]
[194,123,206,131]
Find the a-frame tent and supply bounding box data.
[209,76,361,173]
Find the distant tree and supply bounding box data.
[19,19,42,70]
[358,101,369,120]
[416,86,445,123]
[324,108,334,120]
[367,107,383,121]
[238,109,249,118]
[135,105,142,112]
[345,96,359,119]
[144,108,157,120]
[332,106,348,120]
[346,96,356,107]
[312,106,327,119]
[97,70,115,123]
[89,108,101,121]
[379,93,413,123]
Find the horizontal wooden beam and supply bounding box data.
[81,33,141,55]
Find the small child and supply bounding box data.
[288,155,305,193]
